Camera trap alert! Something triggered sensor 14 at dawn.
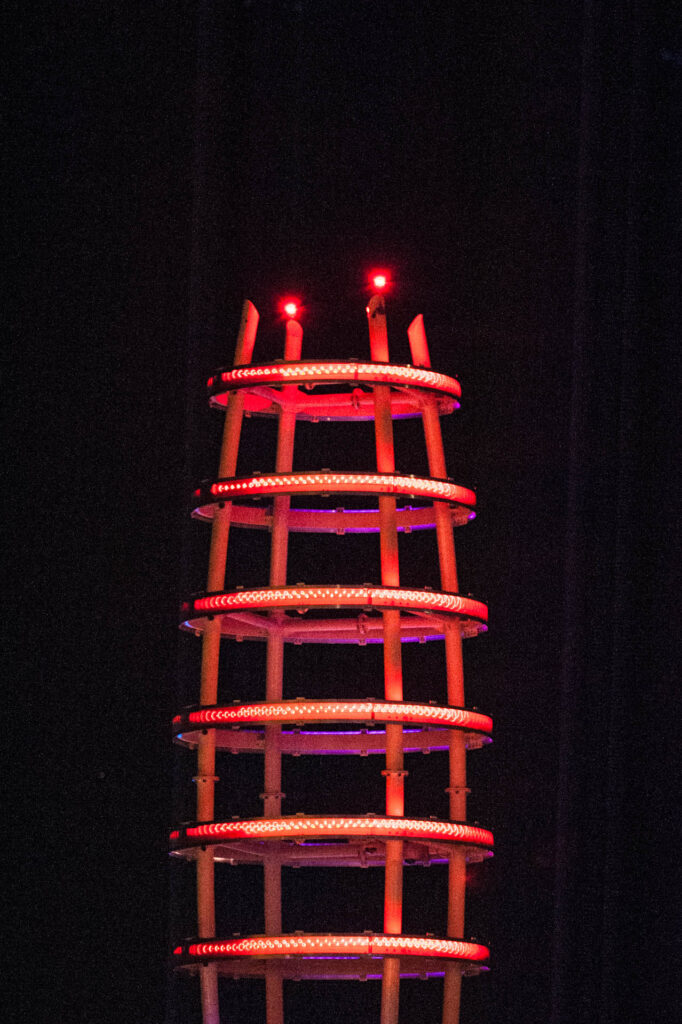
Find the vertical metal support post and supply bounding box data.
[264,317,303,1024]
[368,294,404,1024]
[196,300,259,1024]
[408,315,467,1024]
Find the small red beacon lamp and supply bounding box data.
[283,300,299,319]
[371,273,388,291]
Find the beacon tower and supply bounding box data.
[172,281,492,1024]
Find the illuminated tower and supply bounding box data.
[172,278,492,1024]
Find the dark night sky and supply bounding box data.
[10,2,680,1023]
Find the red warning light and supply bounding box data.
[283,300,299,319]
[371,273,388,291]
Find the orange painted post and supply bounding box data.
[368,293,404,1024]
[264,315,303,1024]
[196,300,259,1024]
[408,314,467,1024]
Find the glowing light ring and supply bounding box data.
[189,586,487,623]
[180,700,492,736]
[174,817,493,848]
[201,471,475,507]
[208,361,461,400]
[179,934,489,963]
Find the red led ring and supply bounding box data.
[206,360,461,421]
[173,700,492,755]
[176,933,489,964]
[178,699,491,732]
[173,934,490,980]
[192,471,476,533]
[181,586,487,645]
[201,471,474,506]
[187,585,487,620]
[172,816,493,849]
[209,361,461,398]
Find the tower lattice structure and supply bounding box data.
[172,286,492,1024]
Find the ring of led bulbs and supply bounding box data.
[207,360,461,420]
[201,471,473,505]
[172,700,493,755]
[173,934,489,979]
[171,817,493,851]
[182,586,487,647]
[189,585,486,618]
[176,700,492,730]
[178,700,491,733]
[191,471,476,533]
[209,360,461,396]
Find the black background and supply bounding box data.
[10,2,680,1023]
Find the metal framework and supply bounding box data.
[173,286,491,1024]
